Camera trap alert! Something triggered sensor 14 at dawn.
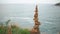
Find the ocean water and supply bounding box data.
[0,4,60,34]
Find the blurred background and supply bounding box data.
[0,0,60,34]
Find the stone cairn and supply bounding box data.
[30,5,41,34]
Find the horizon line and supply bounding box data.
[0,2,59,4]
[0,3,57,4]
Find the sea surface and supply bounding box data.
[0,4,60,34]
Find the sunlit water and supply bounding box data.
[0,4,60,34]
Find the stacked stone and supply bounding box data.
[30,5,41,34]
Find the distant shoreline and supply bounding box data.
[55,3,60,6]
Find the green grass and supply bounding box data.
[0,25,30,34]
[0,20,30,34]
[11,25,30,34]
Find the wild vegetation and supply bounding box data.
[0,20,30,34]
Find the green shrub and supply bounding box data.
[11,25,30,34]
[0,20,30,34]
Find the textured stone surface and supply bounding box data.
[30,5,40,34]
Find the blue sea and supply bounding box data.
[0,4,60,34]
